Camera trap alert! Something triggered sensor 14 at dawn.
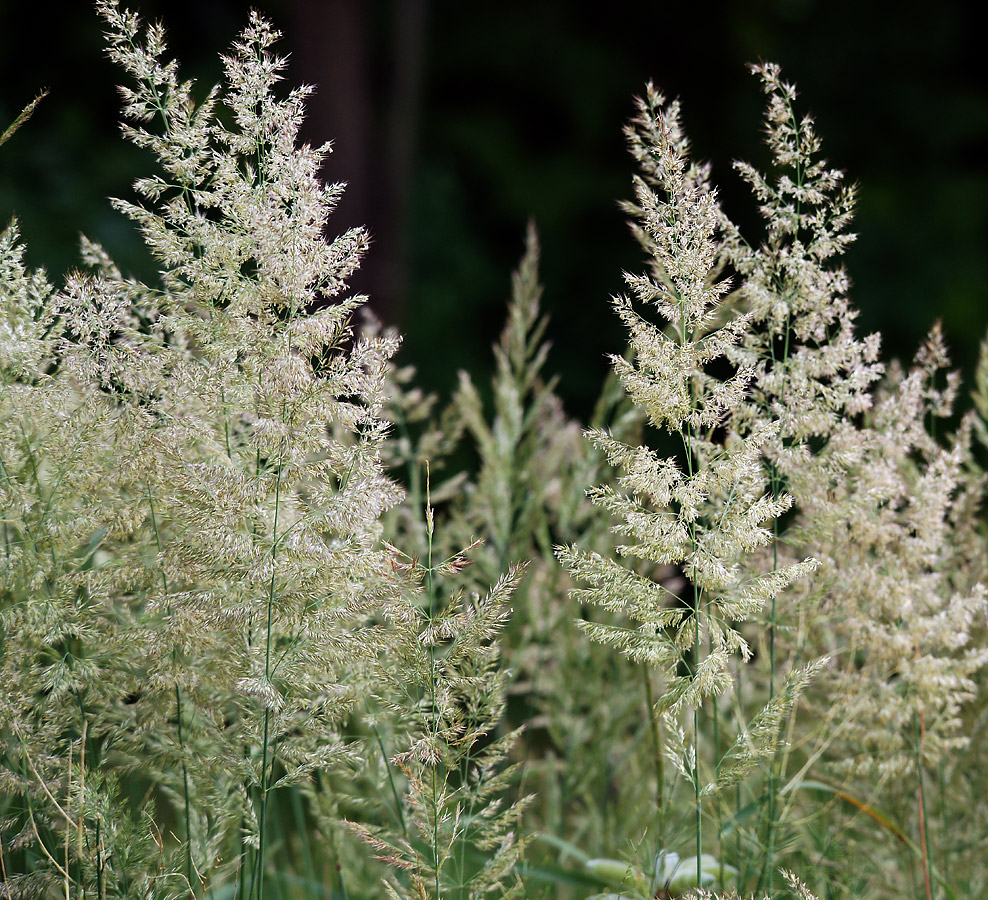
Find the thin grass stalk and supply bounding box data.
[0,813,8,889]
[78,719,87,895]
[679,418,703,886]
[234,801,248,900]
[148,482,195,897]
[374,726,409,838]
[710,632,723,888]
[16,727,78,875]
[425,460,440,899]
[762,267,793,900]
[678,275,704,890]
[917,712,933,900]
[285,789,317,896]
[938,761,949,891]
[694,610,702,888]
[457,740,476,899]
[95,815,104,900]
[253,448,285,900]
[642,664,664,816]
[65,736,72,900]
[735,676,742,883]
[774,595,811,851]
[761,514,780,893]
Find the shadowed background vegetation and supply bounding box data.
[1,0,985,415]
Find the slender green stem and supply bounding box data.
[374,727,408,838]
[148,483,195,898]
[762,299,792,897]
[938,760,949,890]
[678,301,703,889]
[288,787,318,893]
[77,704,86,897]
[762,533,779,892]
[710,631,724,888]
[694,602,702,888]
[95,816,104,900]
[457,740,477,900]
[425,461,441,900]
[254,450,284,900]
[175,685,194,897]
[735,681,742,879]
[916,713,933,900]
[642,664,664,816]
[221,385,233,460]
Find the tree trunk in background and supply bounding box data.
[289,0,428,328]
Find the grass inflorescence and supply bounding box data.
[1,6,986,900]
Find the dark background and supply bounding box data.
[2,0,986,418]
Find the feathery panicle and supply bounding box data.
[559,83,816,705]
[4,3,405,895]
[351,534,531,900]
[558,84,820,893]
[814,332,988,780]
[725,63,883,494]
